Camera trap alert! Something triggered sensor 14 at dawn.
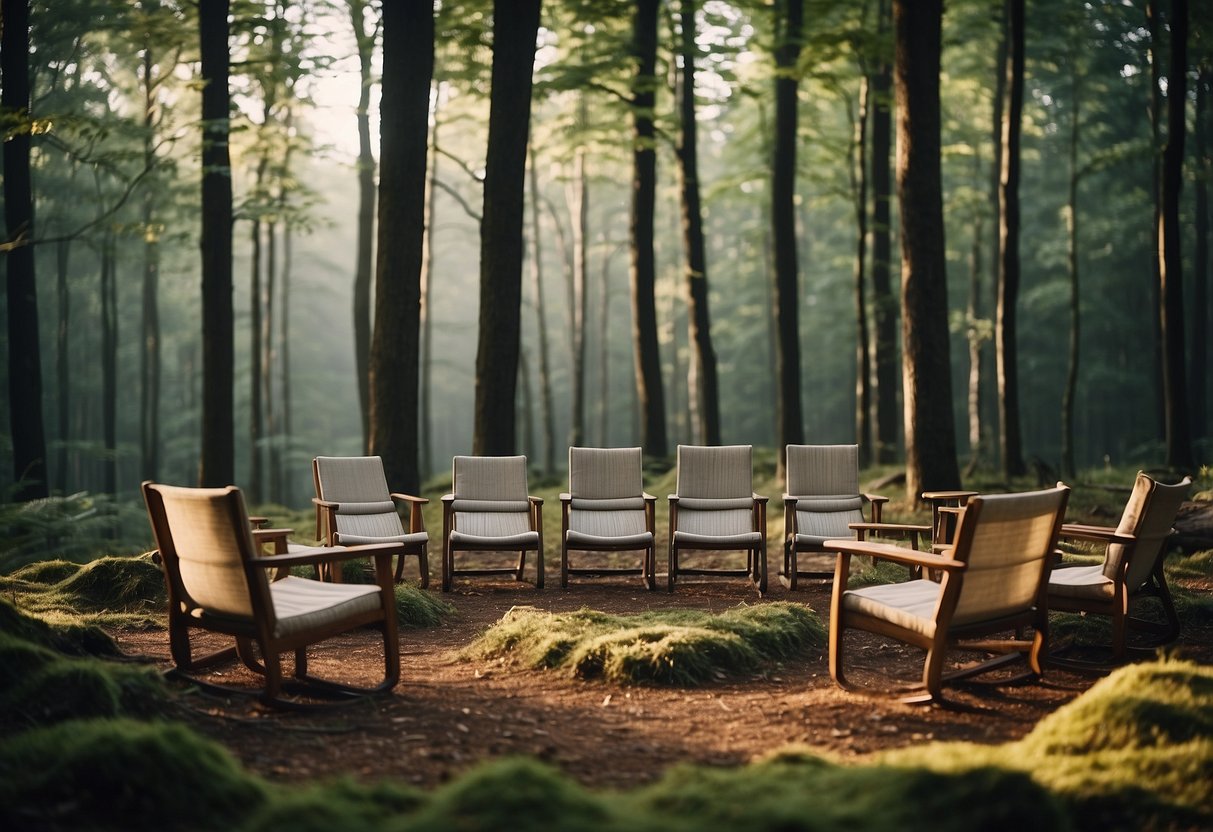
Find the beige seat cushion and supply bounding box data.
[1048,564,1114,601]
[843,579,941,638]
[269,576,382,638]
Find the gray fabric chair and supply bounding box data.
[142,481,400,708]
[1049,472,1191,663]
[824,484,1069,703]
[441,455,543,592]
[781,444,890,589]
[560,446,655,589]
[667,444,768,594]
[312,456,429,586]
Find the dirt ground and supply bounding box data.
[113,563,1213,792]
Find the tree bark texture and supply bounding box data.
[894,0,960,499]
[369,0,433,493]
[351,0,376,453]
[569,104,588,449]
[629,0,668,458]
[420,101,441,481]
[678,0,722,447]
[870,0,897,465]
[101,231,117,497]
[140,44,161,483]
[1061,67,1080,479]
[56,240,71,490]
[996,0,1026,479]
[528,150,556,475]
[249,213,264,503]
[1193,63,1209,447]
[772,0,805,470]
[1160,0,1192,470]
[198,0,234,488]
[852,75,871,465]
[472,0,539,457]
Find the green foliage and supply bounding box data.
[0,492,151,574]
[462,603,825,685]
[0,719,266,831]
[2,553,165,630]
[244,779,425,832]
[0,596,121,656]
[394,584,456,629]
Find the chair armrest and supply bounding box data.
[247,515,270,529]
[249,542,401,570]
[849,521,932,535]
[313,497,341,510]
[440,494,455,503]
[782,494,798,505]
[642,492,656,501]
[752,493,769,504]
[528,495,544,505]
[390,492,428,505]
[862,494,889,505]
[822,538,965,572]
[252,527,294,540]
[1059,523,1135,545]
[667,494,679,503]
[558,492,572,503]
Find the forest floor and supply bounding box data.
[113,560,1213,792]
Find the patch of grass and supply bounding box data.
[54,554,165,611]
[0,719,266,831]
[244,779,424,832]
[462,603,825,685]
[882,658,1213,831]
[846,558,914,589]
[7,558,83,584]
[0,596,121,656]
[394,584,455,628]
[0,649,167,727]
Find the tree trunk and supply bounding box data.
[1061,66,1081,479]
[265,213,279,502]
[140,44,161,484]
[852,75,871,465]
[473,0,540,457]
[569,98,589,449]
[1193,63,1209,447]
[1160,0,1193,470]
[198,0,234,488]
[894,0,960,499]
[630,0,668,459]
[527,149,556,475]
[369,0,433,493]
[249,212,264,503]
[772,0,805,474]
[996,0,1026,479]
[965,179,984,475]
[1147,2,1165,440]
[870,0,897,465]
[100,230,118,497]
[277,108,295,505]
[56,239,71,490]
[351,0,376,453]
[420,94,441,481]
[600,243,625,446]
[678,0,722,447]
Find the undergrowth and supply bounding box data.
[461,603,825,685]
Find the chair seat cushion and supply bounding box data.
[793,533,843,549]
[566,529,654,548]
[843,578,941,638]
[269,576,382,638]
[449,529,540,549]
[673,529,762,548]
[333,531,429,548]
[1048,564,1114,601]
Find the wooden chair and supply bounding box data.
[668,444,768,594]
[780,444,891,589]
[141,481,400,708]
[1048,472,1192,665]
[560,446,656,589]
[441,455,543,592]
[823,484,1069,703]
[312,455,429,586]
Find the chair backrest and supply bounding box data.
[676,444,753,500]
[142,482,266,620]
[785,444,865,540]
[451,456,532,536]
[313,456,405,540]
[1105,472,1192,589]
[947,485,1069,628]
[567,447,647,538]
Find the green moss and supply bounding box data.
[846,558,915,589]
[7,558,83,584]
[0,596,121,656]
[0,719,266,830]
[463,603,824,685]
[54,553,165,611]
[0,656,167,726]
[246,779,424,832]
[394,584,455,629]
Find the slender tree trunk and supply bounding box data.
[600,244,624,446]
[773,0,805,475]
[894,0,960,499]
[852,76,871,464]
[249,212,264,503]
[1061,68,1081,479]
[519,346,535,460]
[1193,63,1209,446]
[986,3,1007,462]
[996,0,1026,479]
[1147,2,1165,439]
[101,230,118,498]
[140,44,161,484]
[278,108,295,505]
[56,239,71,491]
[1160,0,1192,470]
[369,0,433,493]
[420,95,441,481]
[870,0,897,465]
[630,0,668,459]
[473,0,540,456]
[351,0,376,452]
[677,0,721,447]
[265,214,280,502]
[569,98,589,449]
[965,180,984,474]
[527,149,556,475]
[198,0,234,487]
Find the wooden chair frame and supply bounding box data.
[667,494,769,595]
[559,493,657,589]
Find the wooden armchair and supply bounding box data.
[823,485,1069,703]
[142,481,401,708]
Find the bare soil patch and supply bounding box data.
[113,571,1212,791]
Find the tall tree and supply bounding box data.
[772,0,805,473]
[894,0,960,498]
[677,0,721,446]
[100,225,118,497]
[472,0,540,456]
[1193,61,1210,446]
[1061,48,1082,479]
[350,0,376,452]
[1159,0,1192,469]
[198,0,234,488]
[995,0,1026,479]
[568,95,589,449]
[630,0,668,458]
[528,149,556,475]
[369,0,434,492]
[850,73,871,465]
[869,0,897,465]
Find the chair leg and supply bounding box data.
[394,551,406,583]
[561,539,569,588]
[535,545,544,590]
[442,541,453,593]
[756,543,767,594]
[667,543,676,593]
[262,650,284,704]
[785,543,798,591]
[828,617,847,688]
[417,546,430,590]
[644,543,656,591]
[516,549,527,581]
[294,647,308,679]
[919,645,946,703]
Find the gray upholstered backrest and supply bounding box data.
[676,445,753,500]
[569,446,643,501]
[314,455,405,539]
[452,455,530,502]
[785,444,859,498]
[1106,473,1192,590]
